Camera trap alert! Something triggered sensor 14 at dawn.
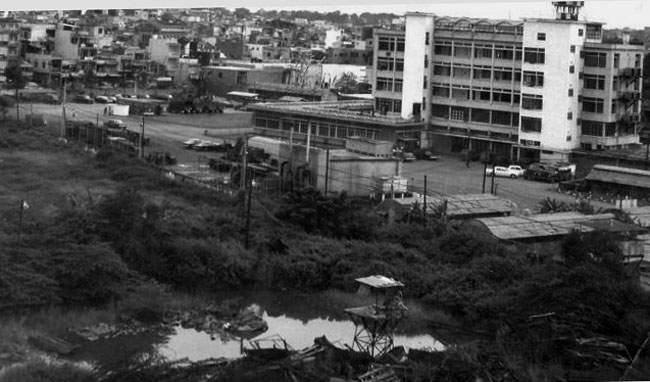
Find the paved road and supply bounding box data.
[23,102,252,174]
[21,102,613,211]
[401,156,612,212]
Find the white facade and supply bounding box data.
[373,11,644,160]
[325,29,343,49]
[321,64,368,87]
[520,19,586,155]
[402,13,434,120]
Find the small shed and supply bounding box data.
[586,165,650,199]
[473,212,647,266]
[376,193,516,224]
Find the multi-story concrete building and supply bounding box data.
[372,3,644,162]
[0,17,21,85]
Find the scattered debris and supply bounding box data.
[27,334,79,355]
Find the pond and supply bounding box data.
[74,290,444,366]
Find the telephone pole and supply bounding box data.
[139,114,145,158]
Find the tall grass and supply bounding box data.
[0,356,93,382]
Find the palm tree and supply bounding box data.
[538,197,570,213]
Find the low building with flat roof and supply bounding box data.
[249,100,424,149]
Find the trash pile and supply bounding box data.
[68,303,268,344]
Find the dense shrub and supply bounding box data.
[0,357,93,382]
[52,243,129,305]
[166,238,256,291]
[0,253,61,311]
[276,187,380,240]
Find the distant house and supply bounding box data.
[470,212,646,271]
[585,165,650,199]
[377,193,516,223]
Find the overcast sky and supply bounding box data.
[6,1,649,29]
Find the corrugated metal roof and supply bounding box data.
[477,212,618,240]
[355,275,404,289]
[377,193,515,218]
[586,165,650,189]
[625,206,650,228]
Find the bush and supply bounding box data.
[118,283,170,323]
[0,357,93,382]
[52,243,129,305]
[0,251,61,312]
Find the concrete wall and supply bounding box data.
[403,13,434,120]
[249,137,401,196]
[54,27,78,60]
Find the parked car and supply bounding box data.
[104,119,127,129]
[94,95,111,103]
[115,93,136,99]
[182,138,203,149]
[152,93,173,101]
[414,149,440,160]
[74,94,93,104]
[524,163,571,182]
[485,165,526,178]
[44,93,59,104]
[193,140,221,151]
[402,152,417,162]
[24,82,40,89]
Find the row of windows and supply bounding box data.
[582,97,604,113]
[521,94,543,110]
[376,98,402,113]
[521,116,542,132]
[583,74,605,90]
[378,36,405,52]
[432,84,521,104]
[522,71,544,87]
[583,51,607,68]
[376,77,403,92]
[255,118,381,140]
[434,21,523,35]
[376,57,404,71]
[581,120,634,137]
[523,48,545,64]
[433,42,521,60]
[431,104,519,126]
[433,64,521,82]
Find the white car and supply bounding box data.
[485,165,526,178]
[182,138,202,148]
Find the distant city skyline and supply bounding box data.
[6,1,649,29]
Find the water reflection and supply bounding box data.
[74,291,443,367]
[159,310,443,362]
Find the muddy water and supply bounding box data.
[159,311,443,362]
[75,291,443,366]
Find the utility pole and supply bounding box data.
[324,148,330,194]
[61,106,67,138]
[423,175,427,225]
[645,140,649,170]
[288,127,294,191]
[245,171,253,249]
[95,114,99,148]
[15,86,19,122]
[305,120,311,164]
[17,200,27,255]
[139,114,145,158]
[490,164,496,194]
[482,161,488,193]
[241,134,248,189]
